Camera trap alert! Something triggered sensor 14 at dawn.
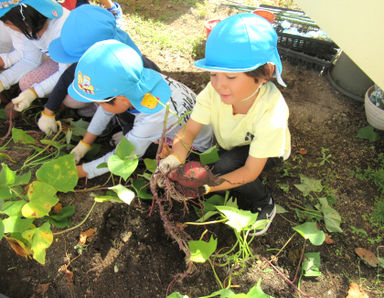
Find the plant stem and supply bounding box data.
[53,201,97,236]
[208,258,224,289]
[22,122,63,170]
[184,218,227,226]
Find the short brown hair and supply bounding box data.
[245,63,274,83]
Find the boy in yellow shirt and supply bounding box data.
[159,13,291,236]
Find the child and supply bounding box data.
[158,13,291,235]
[67,40,213,180]
[0,0,70,114]
[37,4,160,135]
[58,0,122,27]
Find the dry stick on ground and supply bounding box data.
[263,257,314,297]
[0,108,14,141]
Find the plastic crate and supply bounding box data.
[258,4,339,72]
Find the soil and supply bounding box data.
[1,1,384,298]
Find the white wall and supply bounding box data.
[294,0,384,89]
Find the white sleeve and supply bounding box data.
[87,106,115,136]
[82,152,113,179]
[0,27,23,68]
[0,37,42,89]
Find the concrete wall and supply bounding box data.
[294,0,384,89]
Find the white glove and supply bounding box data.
[12,88,37,112]
[70,140,91,164]
[109,131,124,147]
[158,154,183,174]
[37,111,58,135]
[0,80,5,93]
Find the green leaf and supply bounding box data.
[216,205,258,233]
[109,184,136,204]
[356,125,380,142]
[276,204,288,214]
[247,278,272,297]
[0,165,30,200]
[199,289,236,298]
[1,200,26,216]
[131,177,153,199]
[22,181,58,218]
[36,154,78,193]
[3,216,34,233]
[96,162,108,169]
[0,163,16,186]
[22,222,53,265]
[188,235,217,263]
[199,145,220,165]
[12,128,36,144]
[294,175,323,197]
[115,137,135,159]
[301,252,321,277]
[46,206,75,228]
[70,119,89,137]
[144,158,157,173]
[93,194,122,203]
[108,154,138,181]
[293,222,325,246]
[318,197,343,233]
[166,293,190,298]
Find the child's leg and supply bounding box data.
[19,57,58,92]
[212,146,280,212]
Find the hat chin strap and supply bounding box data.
[240,83,263,102]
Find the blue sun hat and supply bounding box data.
[68,39,171,114]
[195,13,286,86]
[49,4,141,63]
[0,0,63,19]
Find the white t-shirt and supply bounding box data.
[83,75,214,179]
[0,8,71,97]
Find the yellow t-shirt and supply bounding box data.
[191,81,291,160]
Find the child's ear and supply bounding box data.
[265,63,275,79]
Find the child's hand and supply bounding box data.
[71,140,91,164]
[12,88,37,112]
[76,165,88,178]
[158,154,183,174]
[38,111,58,135]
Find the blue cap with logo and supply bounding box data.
[0,0,63,19]
[195,13,285,86]
[49,4,141,63]
[68,39,171,114]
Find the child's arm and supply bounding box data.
[210,156,268,193]
[158,119,203,173]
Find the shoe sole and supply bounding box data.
[251,204,276,236]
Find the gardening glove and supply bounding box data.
[12,88,37,112]
[158,154,183,174]
[0,80,5,93]
[37,111,58,135]
[71,140,91,164]
[109,131,124,147]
